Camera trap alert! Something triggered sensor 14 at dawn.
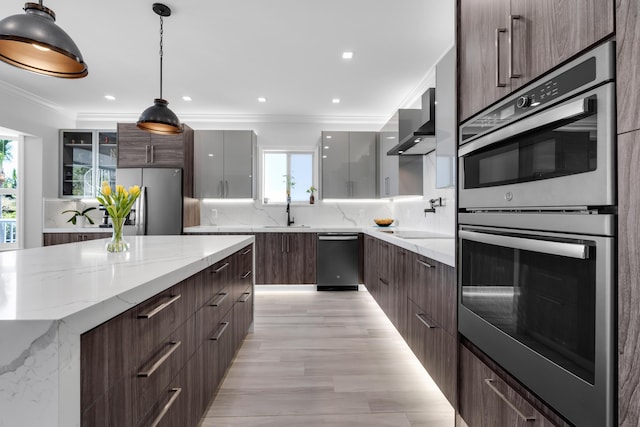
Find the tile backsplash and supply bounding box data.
[44,199,102,228]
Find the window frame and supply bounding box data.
[260,147,318,206]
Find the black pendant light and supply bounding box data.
[0,1,87,78]
[137,3,182,135]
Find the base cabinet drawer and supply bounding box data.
[459,344,557,427]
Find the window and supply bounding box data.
[263,151,315,204]
[0,138,19,250]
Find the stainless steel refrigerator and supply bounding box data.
[116,168,183,235]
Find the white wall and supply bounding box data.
[0,83,75,248]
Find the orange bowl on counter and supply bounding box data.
[374,218,394,227]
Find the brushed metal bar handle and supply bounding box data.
[241,248,252,255]
[508,15,522,78]
[212,262,229,274]
[150,145,155,163]
[145,145,150,163]
[241,270,252,279]
[149,387,182,427]
[459,230,588,259]
[286,235,290,252]
[484,379,536,422]
[218,180,223,197]
[210,322,230,340]
[137,341,181,377]
[210,292,228,307]
[225,180,229,197]
[416,259,434,269]
[495,28,507,87]
[138,294,181,319]
[415,313,436,329]
[281,235,284,253]
[238,292,251,303]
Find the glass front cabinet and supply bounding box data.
[60,129,117,197]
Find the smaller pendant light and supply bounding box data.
[137,3,182,135]
[0,1,87,78]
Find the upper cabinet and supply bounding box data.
[116,123,194,197]
[459,0,614,122]
[60,129,117,198]
[379,114,423,197]
[435,47,456,189]
[194,130,256,199]
[322,131,377,199]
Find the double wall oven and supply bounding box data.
[458,42,615,427]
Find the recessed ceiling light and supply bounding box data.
[342,51,354,60]
[332,98,341,104]
[208,153,214,157]
[104,95,116,101]
[182,96,192,101]
[322,155,327,159]
[386,136,396,140]
[257,97,267,103]
[324,146,329,149]
[326,135,332,139]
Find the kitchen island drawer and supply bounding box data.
[196,285,233,344]
[132,315,196,425]
[196,256,232,309]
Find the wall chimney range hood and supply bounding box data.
[387,88,436,155]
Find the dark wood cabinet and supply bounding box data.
[116,123,194,197]
[254,233,316,284]
[459,0,614,122]
[410,254,456,336]
[44,232,111,246]
[617,0,640,134]
[459,343,558,427]
[81,244,253,427]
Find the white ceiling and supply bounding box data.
[0,0,454,123]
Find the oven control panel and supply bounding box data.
[460,45,609,145]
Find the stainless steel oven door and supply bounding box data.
[458,82,615,210]
[458,221,614,427]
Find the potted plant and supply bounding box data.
[306,186,317,204]
[282,174,296,201]
[62,206,97,228]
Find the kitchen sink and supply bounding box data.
[377,230,452,239]
[263,225,310,228]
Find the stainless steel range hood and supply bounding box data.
[387,88,436,155]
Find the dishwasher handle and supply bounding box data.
[318,235,358,241]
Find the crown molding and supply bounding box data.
[0,79,69,114]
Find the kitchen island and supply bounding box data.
[0,234,254,427]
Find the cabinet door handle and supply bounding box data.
[238,292,251,303]
[210,321,230,340]
[149,387,182,427]
[218,180,223,197]
[495,28,507,87]
[241,248,252,255]
[150,145,155,163]
[286,235,290,252]
[484,379,536,422]
[210,292,228,307]
[415,313,436,329]
[138,294,181,319]
[416,259,434,269]
[281,235,285,253]
[508,15,522,78]
[241,270,252,280]
[212,262,229,274]
[137,340,181,377]
[145,145,150,163]
[224,180,229,197]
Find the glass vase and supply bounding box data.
[106,217,129,253]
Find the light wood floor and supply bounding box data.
[201,286,455,427]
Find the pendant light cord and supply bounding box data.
[159,14,164,99]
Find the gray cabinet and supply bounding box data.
[194,130,256,199]
[378,115,423,197]
[321,131,377,199]
[435,47,456,189]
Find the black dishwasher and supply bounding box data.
[317,233,359,291]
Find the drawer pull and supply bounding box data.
[484,379,536,422]
[138,341,181,377]
[149,387,182,427]
[211,322,230,340]
[212,262,230,274]
[238,292,251,303]
[241,248,252,255]
[415,313,436,329]
[138,294,181,319]
[241,270,252,279]
[210,292,228,307]
[416,259,434,269]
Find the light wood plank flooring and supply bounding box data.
[201,286,455,426]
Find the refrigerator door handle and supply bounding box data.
[137,186,148,235]
[225,180,229,198]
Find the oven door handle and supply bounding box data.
[459,95,596,157]
[459,230,589,259]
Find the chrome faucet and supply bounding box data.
[424,197,443,215]
[286,197,295,226]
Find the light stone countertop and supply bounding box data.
[184,225,456,267]
[0,234,254,427]
[43,226,116,233]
